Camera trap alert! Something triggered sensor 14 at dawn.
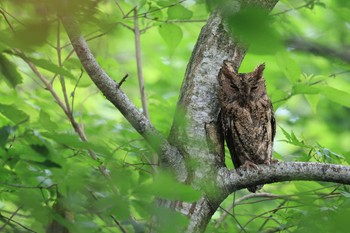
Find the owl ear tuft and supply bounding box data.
[254,63,265,78]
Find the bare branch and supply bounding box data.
[133,8,149,119]
[57,21,71,116]
[113,0,125,17]
[60,13,187,181]
[287,37,350,64]
[215,193,281,229]
[272,0,320,16]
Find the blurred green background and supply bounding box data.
[0,0,350,232]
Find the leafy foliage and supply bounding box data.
[0,0,349,232]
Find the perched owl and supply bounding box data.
[218,60,276,192]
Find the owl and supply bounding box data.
[218,60,276,192]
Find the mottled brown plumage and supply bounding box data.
[218,60,276,192]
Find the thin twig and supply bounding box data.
[125,0,187,19]
[0,8,15,32]
[217,205,247,233]
[113,0,125,17]
[272,0,319,16]
[111,215,128,233]
[329,70,350,78]
[0,7,24,26]
[240,205,303,232]
[57,21,72,117]
[133,8,149,119]
[215,193,280,229]
[118,74,129,88]
[0,215,37,233]
[71,69,84,114]
[88,190,128,233]
[0,204,24,231]
[142,16,207,24]
[258,199,288,231]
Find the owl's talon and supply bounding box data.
[241,161,259,170]
[264,159,278,165]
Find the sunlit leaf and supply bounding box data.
[39,110,59,131]
[276,51,301,83]
[158,23,183,51]
[319,86,350,107]
[292,84,320,95]
[167,5,193,20]
[305,94,320,113]
[280,127,309,148]
[147,6,164,20]
[157,0,178,7]
[0,104,29,124]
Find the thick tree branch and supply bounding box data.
[217,162,350,196]
[60,14,187,181]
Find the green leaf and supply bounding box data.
[158,23,183,51]
[142,172,201,202]
[167,5,193,20]
[41,132,111,156]
[227,6,282,54]
[0,104,29,124]
[147,6,164,20]
[271,90,290,109]
[305,94,320,113]
[318,86,350,107]
[41,132,88,149]
[30,144,50,156]
[275,51,301,83]
[0,53,23,88]
[92,195,130,219]
[39,110,59,131]
[154,207,189,233]
[25,57,75,79]
[125,0,147,7]
[292,84,320,95]
[280,127,308,148]
[0,125,14,148]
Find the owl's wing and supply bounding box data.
[270,101,276,141]
[222,111,244,168]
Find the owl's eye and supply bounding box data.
[230,83,239,90]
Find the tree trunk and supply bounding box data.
[168,1,278,232]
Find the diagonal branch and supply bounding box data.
[287,37,350,64]
[59,13,187,181]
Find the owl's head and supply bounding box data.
[221,61,267,105]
